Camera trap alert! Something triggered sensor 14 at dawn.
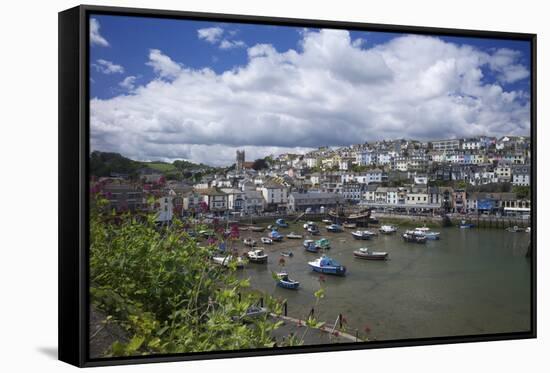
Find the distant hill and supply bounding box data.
[89,151,217,180]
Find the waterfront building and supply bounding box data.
[288,191,342,212]
[197,188,229,213]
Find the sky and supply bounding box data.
[89,14,532,167]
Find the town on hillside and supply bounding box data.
[90,135,531,222]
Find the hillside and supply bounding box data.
[89,151,218,180]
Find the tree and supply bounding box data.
[252,158,269,170]
[89,198,291,357]
[512,185,530,199]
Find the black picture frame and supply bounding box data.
[59,4,537,367]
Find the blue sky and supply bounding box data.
[89,14,531,165]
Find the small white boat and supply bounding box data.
[212,255,246,268]
[286,232,303,239]
[402,230,427,243]
[308,255,346,276]
[304,221,316,229]
[379,225,397,234]
[414,226,440,240]
[342,222,357,229]
[353,247,388,260]
[243,238,257,247]
[246,248,268,263]
[506,225,525,233]
[351,230,377,240]
[525,227,531,233]
[261,237,273,245]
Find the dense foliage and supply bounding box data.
[90,199,292,357]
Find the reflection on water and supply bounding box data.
[238,227,531,342]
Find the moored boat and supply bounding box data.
[326,224,343,233]
[268,230,284,241]
[212,255,246,268]
[402,230,427,243]
[342,222,357,229]
[506,225,525,233]
[243,237,257,247]
[275,272,300,289]
[414,226,440,240]
[353,247,388,260]
[307,225,320,235]
[315,238,331,250]
[303,239,319,252]
[286,232,303,239]
[280,251,294,257]
[260,237,273,245]
[351,230,376,240]
[246,248,268,263]
[379,225,397,234]
[459,220,475,229]
[308,255,346,276]
[249,226,265,232]
[322,219,333,224]
[275,218,289,228]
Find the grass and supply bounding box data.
[140,162,178,173]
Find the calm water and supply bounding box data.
[237,225,532,342]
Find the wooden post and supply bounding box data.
[260,297,264,308]
[284,301,288,317]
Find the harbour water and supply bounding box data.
[237,224,532,342]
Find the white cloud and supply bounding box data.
[197,27,224,44]
[145,49,182,79]
[219,39,247,50]
[90,18,109,47]
[488,48,530,83]
[91,30,530,166]
[92,59,124,74]
[119,76,137,91]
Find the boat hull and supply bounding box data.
[352,233,371,240]
[277,281,300,289]
[309,264,346,276]
[353,252,388,260]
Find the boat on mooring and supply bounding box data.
[280,251,294,257]
[308,255,346,276]
[506,225,525,233]
[246,248,268,264]
[275,272,300,289]
[402,230,427,243]
[326,224,343,233]
[379,225,397,234]
[322,218,333,224]
[268,230,284,241]
[275,218,289,228]
[342,222,357,229]
[212,255,246,268]
[260,237,273,245]
[459,220,475,229]
[353,247,389,260]
[286,232,303,239]
[307,225,320,235]
[243,237,257,247]
[315,238,331,250]
[351,230,376,240]
[303,239,319,252]
[414,226,440,240]
[249,226,265,232]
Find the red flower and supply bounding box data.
[333,331,340,337]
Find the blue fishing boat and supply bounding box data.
[269,229,284,241]
[308,255,346,276]
[275,218,289,228]
[326,224,343,233]
[303,239,319,252]
[459,220,475,229]
[276,272,300,289]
